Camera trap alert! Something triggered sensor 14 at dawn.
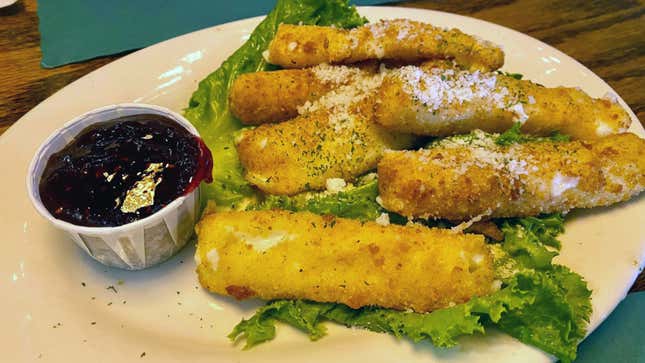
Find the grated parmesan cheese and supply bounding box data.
[298,64,388,133]
[262,50,270,62]
[394,65,532,123]
[426,130,535,183]
[602,91,619,103]
[397,27,409,40]
[375,195,384,207]
[472,34,498,49]
[491,280,503,291]
[395,66,501,112]
[325,178,347,193]
[595,121,613,136]
[450,209,492,233]
[311,63,365,85]
[375,213,390,226]
[510,103,529,123]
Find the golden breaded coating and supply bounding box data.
[236,68,415,195]
[267,19,504,71]
[195,210,495,313]
[228,61,434,126]
[229,63,376,124]
[236,105,413,195]
[378,132,645,219]
[229,68,330,125]
[375,64,631,139]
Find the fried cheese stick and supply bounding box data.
[195,210,495,313]
[378,132,645,219]
[267,19,504,71]
[229,63,376,124]
[374,64,631,139]
[236,104,413,195]
[236,68,414,195]
[229,61,418,126]
[230,62,629,138]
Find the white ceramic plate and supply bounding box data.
[1,7,643,363]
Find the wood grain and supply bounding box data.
[0,0,643,291]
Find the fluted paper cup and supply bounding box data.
[26,104,204,270]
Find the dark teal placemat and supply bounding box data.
[38,0,396,68]
[574,291,645,362]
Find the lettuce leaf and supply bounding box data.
[186,1,592,360]
[254,177,385,221]
[229,267,590,362]
[496,122,570,146]
[229,214,591,363]
[184,0,366,209]
[424,124,569,150]
[496,265,592,363]
[498,220,558,270]
[506,213,565,249]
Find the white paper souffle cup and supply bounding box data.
[26,103,206,270]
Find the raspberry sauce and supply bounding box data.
[39,114,212,227]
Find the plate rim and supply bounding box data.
[3,6,641,140]
[2,6,644,362]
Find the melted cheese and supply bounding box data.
[551,173,580,197]
[235,230,296,253]
[207,249,219,271]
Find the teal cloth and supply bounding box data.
[37,0,395,68]
[574,291,645,362]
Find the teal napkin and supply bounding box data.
[37,0,395,68]
[574,291,645,362]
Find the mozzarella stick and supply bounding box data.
[236,69,414,195]
[375,65,631,139]
[228,61,431,126]
[236,105,413,195]
[267,19,504,71]
[378,132,645,219]
[229,63,376,124]
[195,210,495,313]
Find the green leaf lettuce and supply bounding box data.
[254,175,385,221]
[496,122,570,146]
[184,1,593,361]
[184,0,366,209]
[229,215,591,363]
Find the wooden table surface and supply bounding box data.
[0,0,643,291]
